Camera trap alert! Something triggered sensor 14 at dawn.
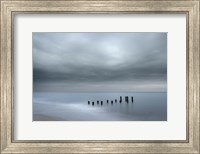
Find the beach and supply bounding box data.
[33,92,167,121]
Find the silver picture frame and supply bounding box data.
[0,0,199,153]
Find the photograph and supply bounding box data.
[33,32,167,121]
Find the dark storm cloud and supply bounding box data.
[33,32,167,92]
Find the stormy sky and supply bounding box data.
[33,32,167,92]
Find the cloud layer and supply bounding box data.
[33,32,167,92]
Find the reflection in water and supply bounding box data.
[33,92,167,121]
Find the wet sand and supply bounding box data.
[33,114,65,121]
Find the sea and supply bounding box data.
[33,92,167,121]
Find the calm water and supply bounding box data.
[33,92,167,121]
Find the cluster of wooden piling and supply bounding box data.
[87,96,134,106]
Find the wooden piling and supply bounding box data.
[97,100,99,104]
[115,99,117,103]
[101,101,103,105]
[107,100,109,103]
[111,100,113,104]
[131,96,134,103]
[125,96,129,103]
[88,101,90,105]
[92,102,94,106]
[120,96,122,102]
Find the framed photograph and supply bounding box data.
[1,0,199,153]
